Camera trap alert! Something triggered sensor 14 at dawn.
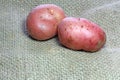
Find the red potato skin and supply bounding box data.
[26,4,65,40]
[58,17,106,52]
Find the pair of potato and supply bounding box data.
[26,4,106,52]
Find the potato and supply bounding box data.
[26,4,65,40]
[58,17,106,52]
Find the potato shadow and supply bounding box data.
[55,37,63,47]
[22,19,28,37]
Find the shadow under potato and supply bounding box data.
[22,19,29,37]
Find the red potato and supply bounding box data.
[58,17,106,52]
[26,4,65,40]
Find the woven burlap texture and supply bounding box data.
[0,0,120,80]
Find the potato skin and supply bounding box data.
[26,4,65,40]
[58,17,106,52]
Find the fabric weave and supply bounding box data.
[0,0,120,80]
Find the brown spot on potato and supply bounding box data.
[39,16,43,18]
[65,28,67,31]
[89,39,93,44]
[47,8,49,10]
[50,9,54,15]
[47,8,54,15]
[78,18,80,21]
[67,36,73,43]
[81,25,83,28]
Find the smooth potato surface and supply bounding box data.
[26,4,65,40]
[58,17,106,52]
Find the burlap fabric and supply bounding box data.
[0,0,120,80]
